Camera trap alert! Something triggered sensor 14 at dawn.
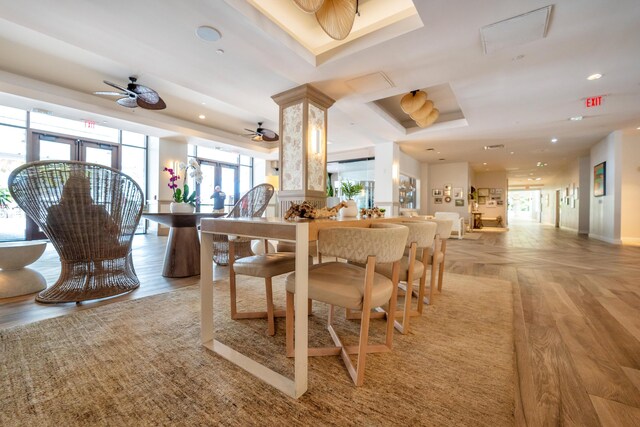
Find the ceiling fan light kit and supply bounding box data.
[293,0,358,41]
[400,89,439,128]
[94,76,166,110]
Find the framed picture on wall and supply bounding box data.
[497,200,504,206]
[433,189,443,197]
[478,188,489,197]
[453,188,464,198]
[478,196,487,205]
[455,199,464,207]
[487,200,497,208]
[434,197,443,204]
[594,162,606,197]
[494,188,503,195]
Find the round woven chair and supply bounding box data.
[212,183,274,266]
[8,161,144,303]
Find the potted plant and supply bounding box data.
[0,188,11,218]
[164,158,203,213]
[326,173,341,208]
[340,181,363,217]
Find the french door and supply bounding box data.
[27,132,121,239]
[196,160,238,213]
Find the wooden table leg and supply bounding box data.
[163,226,200,277]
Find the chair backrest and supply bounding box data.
[226,183,274,219]
[318,223,408,264]
[9,161,144,260]
[401,221,437,249]
[429,218,454,240]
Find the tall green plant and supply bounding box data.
[340,181,363,200]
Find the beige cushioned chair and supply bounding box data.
[229,240,297,336]
[374,221,437,334]
[285,223,408,386]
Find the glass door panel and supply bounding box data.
[220,165,238,210]
[198,163,217,212]
[81,142,118,168]
[38,136,74,161]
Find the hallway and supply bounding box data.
[448,222,640,426]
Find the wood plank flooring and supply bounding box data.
[1,219,640,426]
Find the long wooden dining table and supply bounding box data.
[199,215,423,398]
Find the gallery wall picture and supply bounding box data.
[486,200,497,208]
[433,189,443,197]
[453,187,464,198]
[497,200,504,206]
[444,196,452,203]
[478,188,489,197]
[455,199,464,207]
[434,197,443,204]
[478,196,487,205]
[594,162,606,197]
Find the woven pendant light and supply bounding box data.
[293,0,325,13]
[315,0,357,41]
[416,108,440,128]
[400,90,427,114]
[409,100,434,121]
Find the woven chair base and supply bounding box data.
[212,238,253,266]
[36,257,140,303]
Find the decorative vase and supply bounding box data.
[340,199,358,217]
[170,202,195,214]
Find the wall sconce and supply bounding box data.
[310,126,322,155]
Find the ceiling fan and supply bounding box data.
[243,122,279,142]
[94,76,166,110]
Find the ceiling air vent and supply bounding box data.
[483,144,505,150]
[480,6,552,54]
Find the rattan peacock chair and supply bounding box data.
[212,183,274,266]
[8,161,144,303]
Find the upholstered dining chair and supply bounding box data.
[229,239,296,336]
[373,221,437,334]
[212,183,274,266]
[285,223,409,386]
[8,161,144,303]
[415,218,453,309]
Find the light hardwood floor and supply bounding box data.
[1,220,639,426]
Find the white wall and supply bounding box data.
[427,162,470,218]
[474,170,507,222]
[589,132,621,243]
[620,130,640,245]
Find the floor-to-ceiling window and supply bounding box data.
[0,106,27,241]
[0,106,149,241]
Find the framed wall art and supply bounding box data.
[594,162,606,197]
[478,188,489,197]
[478,196,487,205]
[455,199,464,207]
[453,187,464,198]
[434,197,443,204]
[486,200,497,208]
[433,189,443,197]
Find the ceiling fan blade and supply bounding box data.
[137,96,166,110]
[259,128,278,140]
[104,80,129,93]
[94,91,126,96]
[116,97,138,108]
[130,84,160,104]
[244,128,257,134]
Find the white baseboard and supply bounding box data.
[560,226,578,233]
[588,233,622,245]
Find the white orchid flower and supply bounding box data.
[178,162,187,171]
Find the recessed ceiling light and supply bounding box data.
[551,138,558,143]
[510,151,515,155]
[216,49,225,55]
[637,126,640,130]
[198,114,206,119]
[570,115,583,121]
[587,73,602,81]
[483,162,487,165]
[196,26,222,42]
[201,102,206,105]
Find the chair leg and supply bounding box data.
[438,240,447,292]
[352,257,376,386]
[229,241,238,319]
[265,277,275,336]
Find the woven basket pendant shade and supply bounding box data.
[409,99,434,121]
[416,108,440,128]
[400,90,427,114]
[293,0,325,13]
[315,0,357,40]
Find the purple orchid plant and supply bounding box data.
[164,158,203,207]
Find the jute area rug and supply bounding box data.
[1,273,514,426]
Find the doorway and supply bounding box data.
[196,160,238,213]
[555,190,561,228]
[27,132,121,239]
[507,190,541,224]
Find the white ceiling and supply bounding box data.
[0,0,639,186]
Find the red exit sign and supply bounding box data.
[586,96,602,108]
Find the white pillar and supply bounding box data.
[374,142,400,216]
